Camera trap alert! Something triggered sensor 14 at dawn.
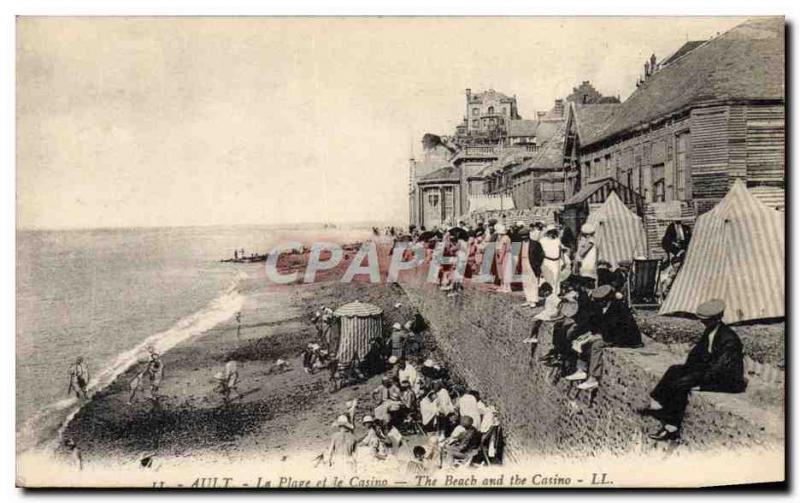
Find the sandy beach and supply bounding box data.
[57,244,433,468]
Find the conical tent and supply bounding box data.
[585,191,647,267]
[660,180,785,324]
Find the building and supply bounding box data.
[563,17,784,218]
[457,89,521,143]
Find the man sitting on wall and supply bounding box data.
[637,299,747,441]
[566,284,643,390]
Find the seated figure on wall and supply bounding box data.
[637,299,747,441]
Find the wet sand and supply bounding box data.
[61,249,428,467]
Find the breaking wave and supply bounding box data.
[17,271,248,455]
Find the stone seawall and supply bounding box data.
[402,284,784,458]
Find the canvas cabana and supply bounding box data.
[659,180,785,324]
[331,301,383,366]
[584,190,647,267]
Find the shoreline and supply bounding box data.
[54,241,425,465]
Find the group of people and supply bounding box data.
[523,272,642,393]
[325,357,503,471]
[322,310,503,471]
[520,265,745,441]
[392,218,589,304]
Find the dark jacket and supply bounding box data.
[593,300,643,348]
[686,322,747,393]
[661,222,692,257]
[528,240,545,277]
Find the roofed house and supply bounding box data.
[564,17,785,219]
[510,120,569,209]
[415,166,463,228]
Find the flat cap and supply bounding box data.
[591,284,614,300]
[696,299,725,319]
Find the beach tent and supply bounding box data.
[331,301,383,366]
[659,180,785,324]
[584,191,647,267]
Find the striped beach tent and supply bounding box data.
[659,180,785,324]
[332,301,383,366]
[585,191,647,266]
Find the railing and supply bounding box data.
[464,145,499,155]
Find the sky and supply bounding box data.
[16,16,748,230]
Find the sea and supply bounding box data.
[16,225,371,453]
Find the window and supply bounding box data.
[488,106,495,114]
[427,193,439,207]
[472,108,479,116]
[442,187,454,220]
[502,107,507,116]
[652,163,666,202]
[633,151,642,195]
[472,119,479,128]
[675,131,689,200]
[604,154,612,177]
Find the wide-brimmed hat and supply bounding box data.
[617,259,632,269]
[581,223,596,235]
[392,322,402,330]
[516,220,526,228]
[333,414,354,430]
[495,224,507,235]
[561,301,579,318]
[696,299,725,320]
[591,284,614,300]
[388,356,398,364]
[362,415,374,424]
[423,359,435,368]
[403,321,413,330]
[544,224,558,234]
[534,294,563,321]
[597,259,612,269]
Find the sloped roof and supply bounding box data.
[418,165,460,184]
[469,89,515,103]
[586,17,784,147]
[334,301,383,317]
[573,104,620,145]
[513,120,567,175]
[660,40,706,67]
[508,119,538,137]
[563,176,614,205]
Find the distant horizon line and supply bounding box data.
[16,220,409,233]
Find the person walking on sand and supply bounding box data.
[215,360,243,403]
[146,348,164,398]
[64,438,83,471]
[127,369,146,405]
[327,415,357,468]
[68,356,90,401]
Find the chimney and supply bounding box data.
[553,99,564,118]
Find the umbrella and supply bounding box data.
[448,227,470,242]
[418,231,439,241]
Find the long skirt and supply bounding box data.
[521,259,540,304]
[541,258,561,296]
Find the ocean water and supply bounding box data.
[16,225,369,452]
